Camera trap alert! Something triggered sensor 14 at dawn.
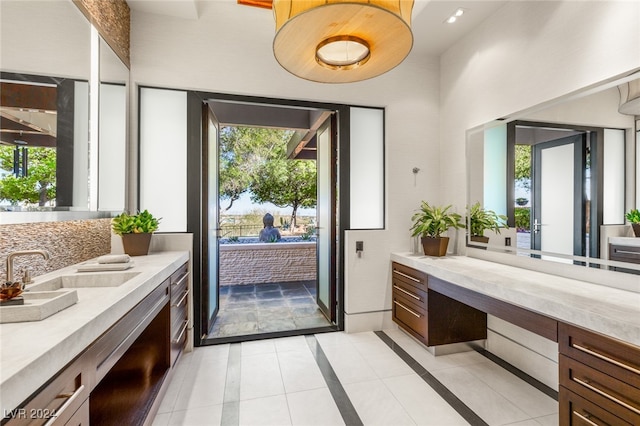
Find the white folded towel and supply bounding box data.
[97,254,131,264]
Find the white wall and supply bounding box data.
[441,0,640,389]
[129,1,440,330]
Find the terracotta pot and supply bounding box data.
[121,233,152,256]
[632,223,640,237]
[421,236,449,257]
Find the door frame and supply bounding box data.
[186,90,351,346]
[507,120,604,259]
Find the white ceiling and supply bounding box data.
[126,0,508,58]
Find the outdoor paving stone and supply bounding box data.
[287,297,315,306]
[257,308,292,321]
[279,282,307,290]
[258,299,288,308]
[229,285,256,294]
[258,319,297,332]
[291,305,322,317]
[256,290,282,300]
[255,283,280,292]
[293,315,330,328]
[216,310,258,325]
[281,287,311,297]
[228,293,257,302]
[218,322,259,336]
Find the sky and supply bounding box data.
[221,192,316,217]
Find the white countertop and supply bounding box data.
[0,251,189,414]
[391,253,640,347]
[609,236,640,247]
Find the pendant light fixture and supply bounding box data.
[273,0,414,83]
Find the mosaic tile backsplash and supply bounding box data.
[0,219,111,282]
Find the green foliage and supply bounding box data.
[250,158,317,229]
[301,224,315,240]
[626,208,640,224]
[0,146,56,206]
[227,235,240,243]
[514,207,530,231]
[515,144,531,192]
[467,202,508,237]
[219,127,293,212]
[410,202,464,238]
[111,210,160,235]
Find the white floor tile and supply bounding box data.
[345,379,416,425]
[278,349,327,393]
[465,361,558,418]
[240,352,285,400]
[152,412,170,426]
[431,366,530,425]
[167,404,223,426]
[533,414,558,426]
[274,335,310,353]
[173,357,228,410]
[319,343,379,384]
[239,394,292,426]
[365,351,415,378]
[383,374,469,426]
[286,388,345,426]
[241,339,276,357]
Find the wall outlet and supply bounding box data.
[505,237,511,246]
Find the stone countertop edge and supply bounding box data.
[390,253,640,348]
[0,251,189,415]
[609,236,640,247]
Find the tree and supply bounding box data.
[250,158,317,229]
[218,127,291,212]
[515,144,531,192]
[0,146,56,206]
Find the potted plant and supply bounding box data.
[410,202,464,256]
[468,202,509,243]
[112,210,161,256]
[626,208,640,237]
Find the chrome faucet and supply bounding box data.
[5,250,50,284]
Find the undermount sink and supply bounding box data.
[0,290,78,323]
[27,271,141,292]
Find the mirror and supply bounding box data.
[467,72,639,274]
[0,0,128,217]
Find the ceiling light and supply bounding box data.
[446,16,457,24]
[445,7,465,24]
[272,0,414,83]
[454,8,464,17]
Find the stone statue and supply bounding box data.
[259,213,281,242]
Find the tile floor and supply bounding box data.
[209,281,331,338]
[154,328,558,425]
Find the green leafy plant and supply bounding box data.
[514,207,530,232]
[467,202,509,237]
[626,208,640,224]
[301,224,315,241]
[410,202,464,238]
[227,235,240,243]
[111,210,160,236]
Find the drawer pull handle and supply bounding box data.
[393,269,421,283]
[573,343,640,375]
[394,300,422,318]
[614,249,640,256]
[44,384,85,426]
[393,285,422,301]
[172,272,189,287]
[572,411,599,426]
[573,377,640,415]
[172,289,189,308]
[173,320,188,344]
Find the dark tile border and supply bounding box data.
[375,331,489,426]
[221,343,242,425]
[306,335,364,426]
[473,348,558,401]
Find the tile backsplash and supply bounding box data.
[0,219,111,281]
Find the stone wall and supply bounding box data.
[219,242,316,286]
[0,219,111,281]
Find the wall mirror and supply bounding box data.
[0,0,128,220]
[467,71,640,275]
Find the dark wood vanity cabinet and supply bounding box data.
[391,262,487,347]
[559,323,640,425]
[5,262,189,426]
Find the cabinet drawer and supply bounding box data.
[560,355,640,424]
[5,353,90,426]
[392,262,427,292]
[560,387,633,426]
[559,323,640,389]
[170,266,188,304]
[609,244,640,264]
[392,277,427,310]
[392,292,427,343]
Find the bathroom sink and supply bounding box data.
[28,271,141,292]
[0,290,78,323]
